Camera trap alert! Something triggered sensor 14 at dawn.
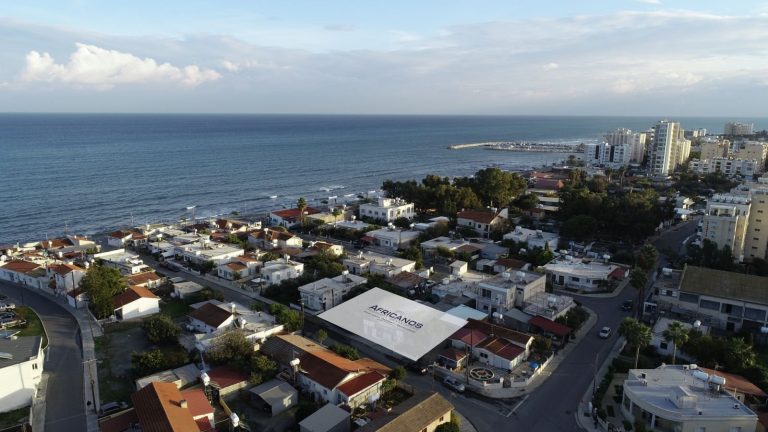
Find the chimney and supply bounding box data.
[179,399,188,408]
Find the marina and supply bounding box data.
[449,141,585,153]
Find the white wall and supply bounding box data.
[118,297,160,320]
[0,351,44,411]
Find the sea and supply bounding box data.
[0,114,763,244]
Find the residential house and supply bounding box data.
[543,256,628,292]
[94,249,149,275]
[503,227,559,251]
[193,305,284,352]
[173,280,205,300]
[359,197,415,222]
[650,318,699,359]
[188,303,235,333]
[475,270,546,315]
[217,262,248,281]
[175,238,244,266]
[98,381,215,432]
[621,366,756,432]
[261,334,391,409]
[269,207,322,228]
[365,228,420,250]
[0,260,48,290]
[261,257,304,286]
[107,230,133,248]
[419,237,470,257]
[456,209,507,238]
[654,265,768,332]
[248,379,298,416]
[492,258,529,274]
[385,271,428,297]
[299,272,367,312]
[112,285,160,321]
[214,218,260,233]
[449,320,533,371]
[357,392,454,432]
[47,263,87,294]
[248,228,303,250]
[0,336,44,411]
[206,365,250,397]
[126,271,163,290]
[343,251,416,277]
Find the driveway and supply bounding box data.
[0,281,87,432]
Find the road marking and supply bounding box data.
[507,394,530,417]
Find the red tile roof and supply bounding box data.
[466,319,533,346]
[40,238,74,249]
[449,328,488,346]
[111,230,132,239]
[1,260,42,274]
[49,263,85,276]
[337,371,385,397]
[270,207,321,220]
[131,381,200,432]
[529,315,571,337]
[494,258,527,270]
[113,285,159,309]
[189,303,232,329]
[457,209,501,224]
[609,267,628,279]
[98,409,139,432]
[699,367,768,397]
[440,348,467,362]
[224,262,247,271]
[533,178,564,190]
[195,417,214,432]
[207,365,248,390]
[476,337,525,362]
[180,388,214,419]
[298,353,354,390]
[127,271,161,285]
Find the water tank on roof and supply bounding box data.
[693,370,709,382]
[709,375,726,386]
[200,372,210,386]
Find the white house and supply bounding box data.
[365,228,420,250]
[261,258,304,286]
[188,302,235,334]
[0,260,48,290]
[125,271,163,290]
[449,324,533,371]
[299,272,367,312]
[112,286,160,321]
[94,249,149,275]
[419,237,470,257]
[248,228,303,250]
[216,256,261,281]
[269,207,322,228]
[175,238,244,266]
[107,230,133,248]
[342,251,416,277]
[503,227,559,251]
[456,209,507,238]
[359,197,415,222]
[47,263,86,294]
[0,336,45,411]
[476,270,547,315]
[650,318,699,358]
[543,257,628,292]
[172,280,205,300]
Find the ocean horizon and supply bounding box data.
[1,113,764,244]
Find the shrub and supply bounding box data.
[329,343,359,360]
[142,315,180,345]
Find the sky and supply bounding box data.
[1,1,767,115]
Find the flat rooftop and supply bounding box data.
[543,258,619,279]
[480,270,544,289]
[625,366,756,420]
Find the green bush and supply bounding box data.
[623,420,633,431]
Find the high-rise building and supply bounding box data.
[603,128,646,163]
[699,140,729,160]
[724,122,754,136]
[732,141,768,171]
[702,194,751,262]
[583,142,631,167]
[648,120,689,176]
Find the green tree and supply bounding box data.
[560,214,598,241]
[249,353,278,385]
[513,194,539,211]
[205,330,253,368]
[619,318,652,369]
[435,422,461,432]
[297,197,308,228]
[142,315,180,345]
[724,338,756,370]
[662,321,689,365]
[305,252,344,278]
[532,336,553,355]
[400,245,424,269]
[635,244,658,272]
[331,207,342,224]
[269,303,302,331]
[629,267,648,319]
[132,349,165,376]
[392,217,412,229]
[390,365,406,383]
[329,343,359,360]
[80,264,125,319]
[473,167,527,207]
[316,328,328,345]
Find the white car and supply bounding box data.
[599,326,612,339]
[443,377,466,393]
[0,303,16,312]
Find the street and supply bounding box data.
[0,281,87,432]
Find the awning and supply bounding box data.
[529,315,571,337]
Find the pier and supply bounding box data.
[448,141,584,153]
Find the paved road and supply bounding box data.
[0,282,87,432]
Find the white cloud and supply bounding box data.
[634,0,662,4]
[21,43,220,88]
[543,62,559,70]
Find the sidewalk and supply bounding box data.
[574,336,626,431]
[13,284,102,432]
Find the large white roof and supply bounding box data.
[318,288,467,361]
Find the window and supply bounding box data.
[439,416,444,422]
[659,342,668,349]
[679,293,699,304]
[571,277,580,282]
[699,299,720,311]
[481,289,492,298]
[744,307,767,321]
[32,363,38,370]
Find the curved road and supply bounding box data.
[0,282,87,432]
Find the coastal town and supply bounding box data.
[2,120,768,432]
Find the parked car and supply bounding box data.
[99,401,128,417]
[599,326,612,339]
[621,300,633,311]
[0,303,16,312]
[443,376,465,393]
[0,312,15,320]
[406,362,428,375]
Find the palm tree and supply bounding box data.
[619,317,652,369]
[662,321,689,365]
[629,267,648,319]
[635,244,658,272]
[297,197,307,229]
[331,207,342,224]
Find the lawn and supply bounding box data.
[159,299,189,319]
[0,406,29,430]
[13,306,48,348]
